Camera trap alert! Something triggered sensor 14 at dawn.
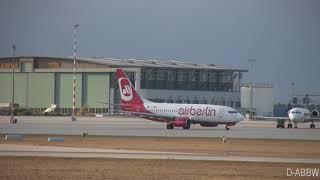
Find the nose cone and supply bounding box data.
[289,114,300,121]
[288,113,294,120]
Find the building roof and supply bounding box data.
[0,56,248,72]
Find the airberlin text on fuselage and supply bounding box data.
[178,106,215,116]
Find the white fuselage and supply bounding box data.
[144,102,244,124]
[288,108,312,123]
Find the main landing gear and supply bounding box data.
[276,119,285,128]
[282,121,297,128]
[166,123,174,129]
[281,121,316,129]
[182,120,191,130]
[166,120,191,130]
[310,122,315,129]
[224,123,236,130]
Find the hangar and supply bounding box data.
[0,56,247,114]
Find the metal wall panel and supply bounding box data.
[27,73,54,108]
[0,73,27,107]
[82,73,110,108]
[14,73,27,107]
[0,72,111,109]
[55,73,82,108]
[0,73,12,103]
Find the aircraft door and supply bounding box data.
[219,108,224,118]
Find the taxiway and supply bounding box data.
[1,116,320,140]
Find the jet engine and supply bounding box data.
[199,122,218,127]
[312,110,319,117]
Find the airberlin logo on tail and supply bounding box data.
[118,78,133,102]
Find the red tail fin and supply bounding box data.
[115,69,145,112]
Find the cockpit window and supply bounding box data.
[228,111,238,114]
[291,111,302,114]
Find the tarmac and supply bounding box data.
[1,144,320,163]
[1,115,320,140]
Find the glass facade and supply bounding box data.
[140,68,235,92]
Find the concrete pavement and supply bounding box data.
[1,116,320,140]
[1,144,320,163]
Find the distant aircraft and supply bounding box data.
[253,107,320,128]
[116,69,244,130]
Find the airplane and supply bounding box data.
[253,107,320,128]
[115,68,244,130]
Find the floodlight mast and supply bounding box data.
[10,44,16,123]
[71,24,79,121]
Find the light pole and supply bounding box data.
[247,59,256,119]
[248,58,256,83]
[249,84,253,119]
[291,82,295,103]
[10,44,16,123]
[71,24,79,121]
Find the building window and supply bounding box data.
[200,71,207,81]
[166,99,174,103]
[202,99,207,104]
[168,71,176,81]
[190,71,196,81]
[193,99,199,104]
[230,101,234,108]
[184,100,191,104]
[177,71,184,81]
[209,72,217,82]
[157,71,166,80]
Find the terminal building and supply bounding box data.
[241,83,274,116]
[0,56,247,114]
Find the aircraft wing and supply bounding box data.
[304,118,320,122]
[252,116,289,121]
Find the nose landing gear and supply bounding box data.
[276,119,285,128]
[225,125,230,130]
[166,123,174,129]
[310,122,315,129]
[225,123,236,130]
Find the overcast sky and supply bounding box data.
[1,0,319,103]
